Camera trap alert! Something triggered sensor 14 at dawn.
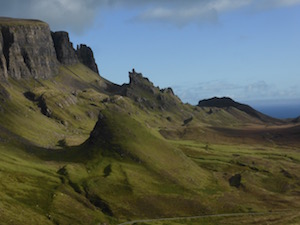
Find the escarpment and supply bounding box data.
[76,44,99,74]
[0,17,99,81]
[0,18,59,79]
[51,31,79,65]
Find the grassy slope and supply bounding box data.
[0,17,47,26]
[0,64,107,148]
[0,64,299,224]
[0,64,114,224]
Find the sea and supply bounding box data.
[250,101,300,119]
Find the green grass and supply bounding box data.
[0,17,47,26]
[0,63,299,224]
[129,210,300,225]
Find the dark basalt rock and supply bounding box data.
[128,68,158,94]
[229,174,242,188]
[0,18,59,79]
[76,44,99,74]
[118,69,181,111]
[51,31,78,65]
[37,95,52,117]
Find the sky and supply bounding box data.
[1,0,300,107]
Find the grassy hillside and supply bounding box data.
[0,63,299,224]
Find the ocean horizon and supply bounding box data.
[253,104,300,119]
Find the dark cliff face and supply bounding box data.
[76,44,99,74]
[51,31,79,65]
[0,17,100,80]
[0,18,59,80]
[119,69,181,110]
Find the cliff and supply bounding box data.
[0,17,59,80]
[51,31,79,65]
[76,44,99,74]
[0,17,100,80]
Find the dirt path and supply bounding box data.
[117,211,287,225]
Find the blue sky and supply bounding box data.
[1,0,300,105]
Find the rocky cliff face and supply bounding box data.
[51,31,79,65]
[0,18,59,80]
[0,17,100,81]
[120,69,181,110]
[76,44,99,74]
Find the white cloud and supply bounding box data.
[0,0,299,32]
[134,0,300,26]
[255,0,300,9]
[135,0,252,26]
[172,80,300,105]
[0,0,101,33]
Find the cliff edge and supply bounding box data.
[0,17,59,80]
[0,17,100,80]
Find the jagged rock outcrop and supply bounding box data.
[0,17,59,79]
[120,69,181,110]
[51,31,78,65]
[127,68,158,95]
[76,44,99,74]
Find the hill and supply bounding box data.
[0,17,299,225]
[198,97,283,124]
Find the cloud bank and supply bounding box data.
[0,0,300,32]
[0,0,102,33]
[172,80,300,105]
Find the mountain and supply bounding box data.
[0,17,300,225]
[198,97,283,124]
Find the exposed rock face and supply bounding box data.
[76,44,99,74]
[127,68,158,95]
[229,174,242,188]
[119,69,181,110]
[51,31,78,65]
[0,18,100,80]
[0,18,59,79]
[89,113,113,145]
